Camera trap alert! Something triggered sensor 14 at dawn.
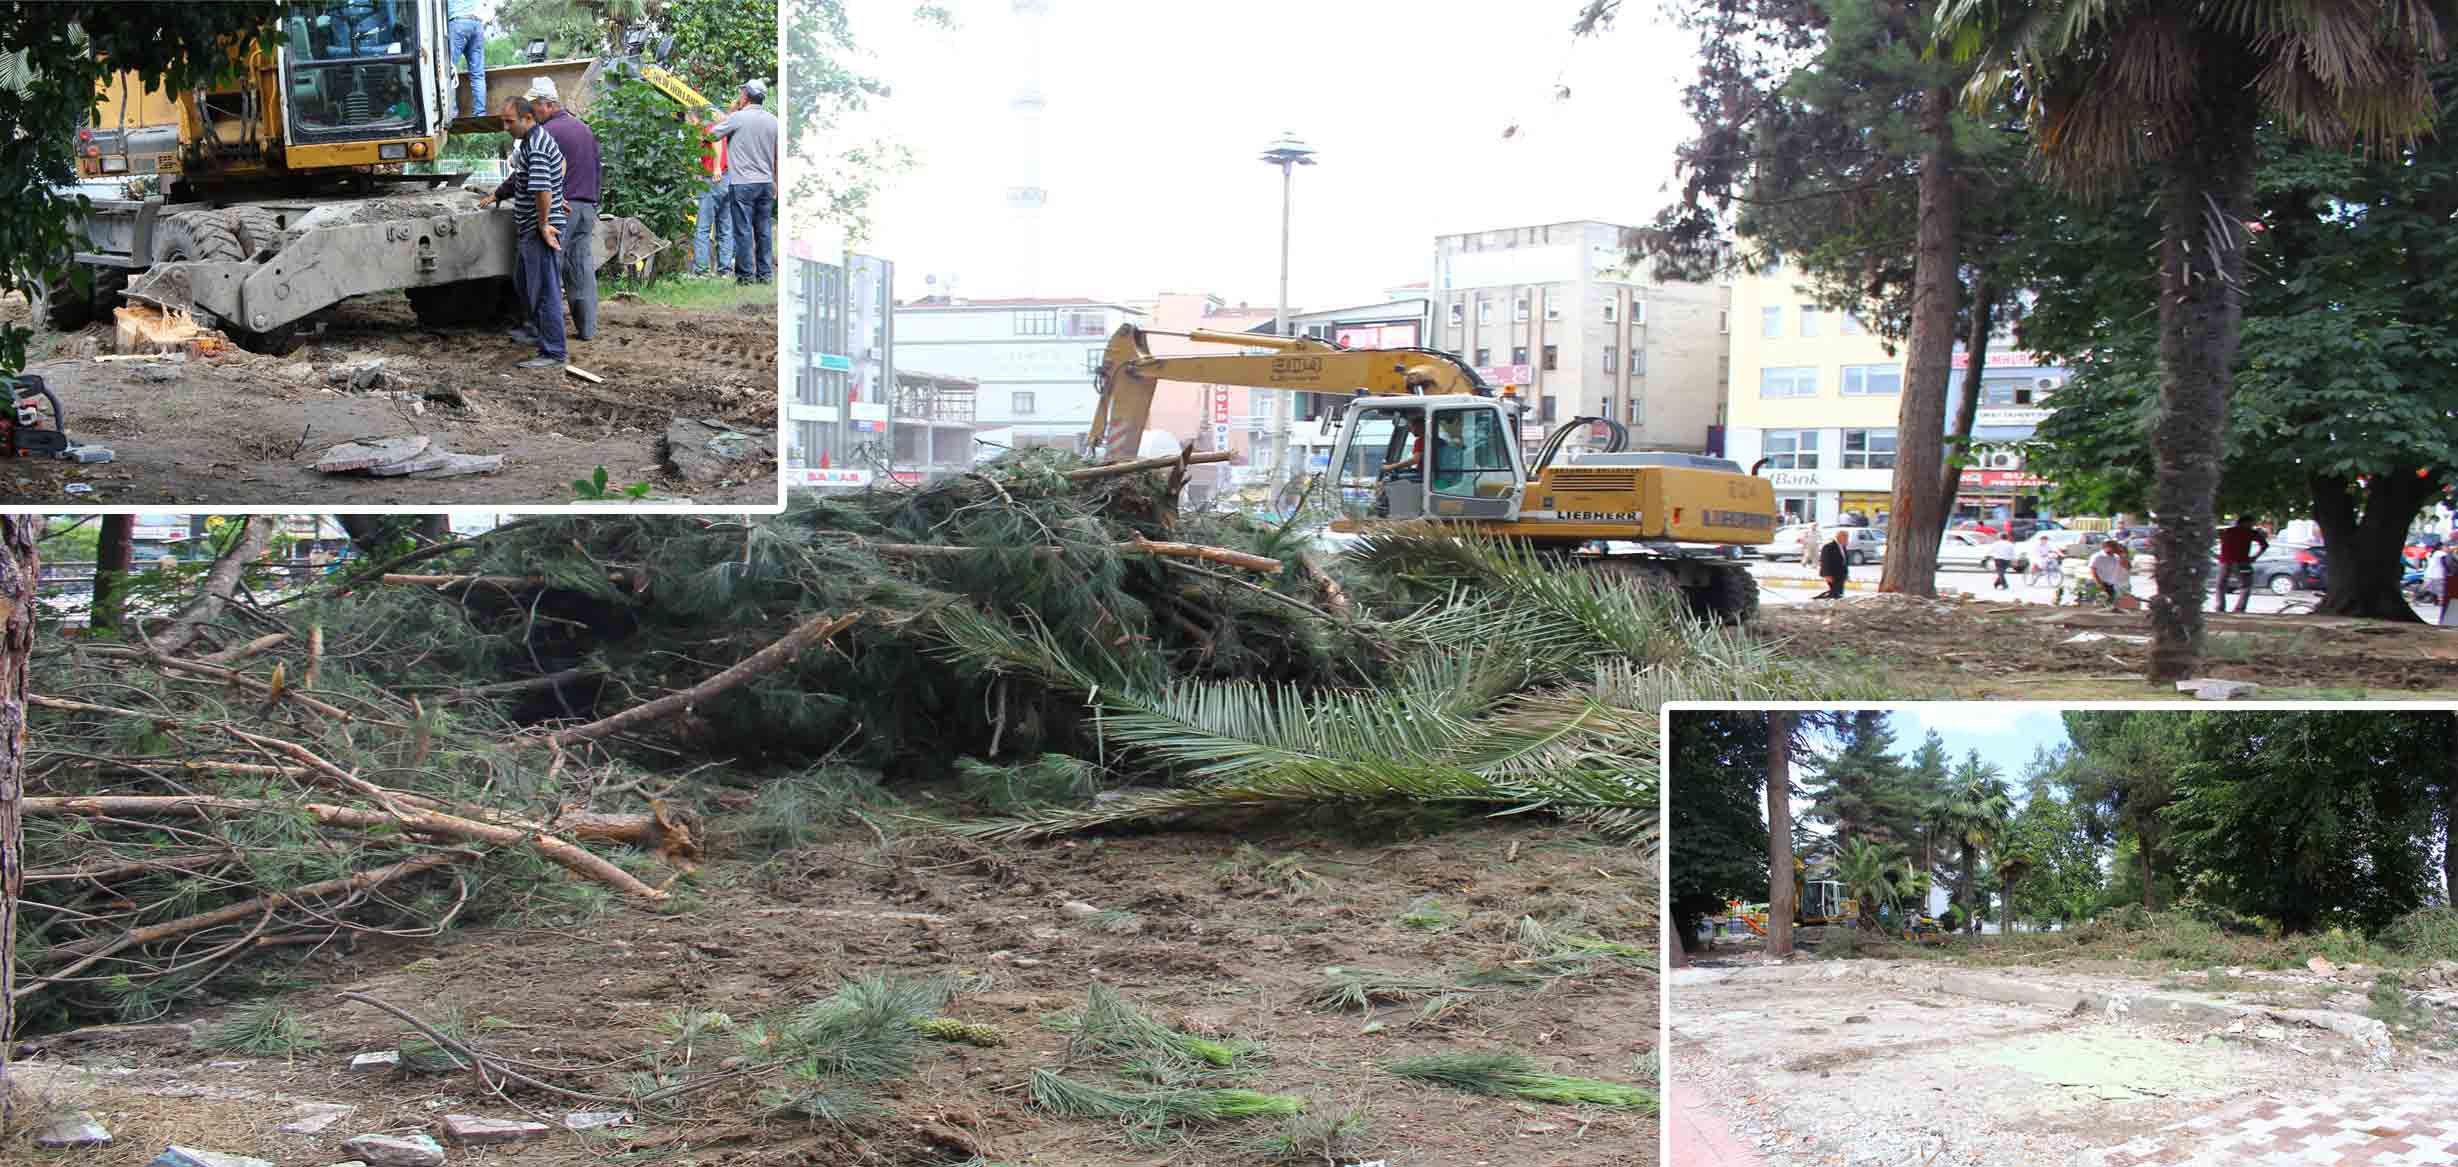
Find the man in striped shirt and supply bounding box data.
[501,96,567,369]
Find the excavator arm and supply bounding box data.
[1086,324,1490,461]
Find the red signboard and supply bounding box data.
[1336,323,1422,350]
[1477,364,1535,387]
[1959,469,2047,488]
[1211,385,1230,424]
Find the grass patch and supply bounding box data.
[1215,844,1325,898]
[205,1000,321,1057]
[608,274,774,312]
[1028,1068,1304,1131]
[1397,897,1452,931]
[1383,1051,1656,1110]
[1244,1103,1375,1164]
[2383,907,2458,963]
[1047,982,1251,1069]
[1304,968,1464,1012]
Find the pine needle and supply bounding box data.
[1383,1051,1657,1110]
[1028,1068,1305,1124]
[1050,982,1251,1068]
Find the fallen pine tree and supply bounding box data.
[21,447,1872,1027]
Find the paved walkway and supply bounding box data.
[1668,1082,1767,1167]
[2084,1076,2458,1167]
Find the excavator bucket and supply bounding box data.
[1085,325,1158,462]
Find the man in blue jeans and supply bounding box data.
[707,80,778,284]
[501,97,568,370]
[446,0,484,119]
[692,106,734,277]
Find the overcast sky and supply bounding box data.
[840,0,1698,307]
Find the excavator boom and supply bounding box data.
[1086,324,1488,460]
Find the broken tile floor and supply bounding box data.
[1670,958,2454,1167]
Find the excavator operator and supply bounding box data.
[1376,415,1428,519]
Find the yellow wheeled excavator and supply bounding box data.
[1085,324,1780,622]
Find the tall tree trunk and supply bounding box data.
[2445,713,2456,904]
[1936,278,1991,533]
[2001,873,2012,938]
[92,514,134,632]
[1955,841,1975,924]
[1667,902,1690,969]
[0,517,37,1127]
[1879,83,1961,596]
[2141,841,2157,911]
[1766,711,1796,959]
[2146,66,2258,679]
[2309,471,2436,621]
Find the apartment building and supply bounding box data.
[1724,262,2068,526]
[1427,220,1730,454]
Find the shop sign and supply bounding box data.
[1769,469,1823,489]
[1959,469,2047,488]
[790,468,873,487]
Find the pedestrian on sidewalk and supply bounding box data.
[1986,533,2018,590]
[706,80,778,285]
[2214,514,2269,613]
[1816,529,1850,599]
[1800,519,1821,569]
[525,78,602,342]
[501,96,568,370]
[2088,539,2131,611]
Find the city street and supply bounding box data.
[1744,558,2443,621]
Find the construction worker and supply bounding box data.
[445,0,484,118]
[498,96,567,370]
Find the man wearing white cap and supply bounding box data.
[524,76,603,341]
[705,79,778,285]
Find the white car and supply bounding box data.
[1936,530,1996,570]
[1763,524,1817,561]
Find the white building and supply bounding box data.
[892,297,1145,452]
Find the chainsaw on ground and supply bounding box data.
[3,375,113,463]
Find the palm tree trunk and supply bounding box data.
[1880,83,1961,597]
[1955,841,1974,925]
[1767,711,1796,958]
[2001,873,2013,938]
[1935,274,1991,533]
[0,517,38,1128]
[2146,69,2258,679]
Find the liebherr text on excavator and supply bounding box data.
[1086,324,1781,622]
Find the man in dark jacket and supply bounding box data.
[1817,530,1850,599]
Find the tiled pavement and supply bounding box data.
[2084,1075,2458,1167]
[1669,1082,1766,1167]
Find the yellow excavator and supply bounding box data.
[1086,324,1779,621]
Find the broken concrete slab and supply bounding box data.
[362,450,458,477]
[438,1114,551,1145]
[314,436,432,474]
[348,1049,402,1072]
[34,1112,113,1148]
[662,417,776,483]
[341,1133,446,1167]
[279,1102,358,1134]
[404,453,504,479]
[148,1149,273,1167]
[562,1111,633,1131]
[2177,678,2262,700]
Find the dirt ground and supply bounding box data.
[5,820,1656,1167]
[1,288,777,507]
[1670,953,2458,1166]
[1757,593,2458,698]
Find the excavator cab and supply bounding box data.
[1331,397,1524,523]
[278,0,446,152]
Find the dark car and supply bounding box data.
[2236,542,2324,595]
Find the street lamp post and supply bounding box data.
[1260,132,1316,493]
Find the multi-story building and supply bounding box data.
[1724,262,2068,526]
[1244,298,1435,485]
[1428,220,1731,455]
[787,243,978,489]
[892,297,1145,455]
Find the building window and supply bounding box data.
[1799,307,1822,337]
[1761,306,1782,338]
[1448,303,1464,328]
[1540,395,1558,424]
[1603,346,1618,373]
[1983,376,2045,405]
[1512,346,1529,365]
[1545,299,1561,321]
[1630,349,1646,376]
[1632,299,1647,325]
[1085,349,1103,373]
[1759,366,1818,398]
[1718,309,1730,334]
[1842,428,1897,470]
[1015,309,1058,336]
[1629,394,1645,424]
[1012,391,1037,415]
[1841,364,1903,396]
[1763,429,1818,469]
[1514,296,1531,322]
[1475,347,1491,365]
[1062,310,1106,337]
[1542,344,1558,371]
[1603,301,1618,323]
[1839,313,1863,335]
[1477,299,1494,324]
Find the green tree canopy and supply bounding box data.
[1668,710,1772,951]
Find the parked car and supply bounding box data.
[2235,541,2325,595]
[1763,524,1817,561]
[1835,527,1887,566]
[1935,530,1998,571]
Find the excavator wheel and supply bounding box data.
[1689,561,1761,627]
[29,268,92,332]
[226,206,289,258]
[1576,556,1760,626]
[148,210,303,356]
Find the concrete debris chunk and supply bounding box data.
[662,417,775,483]
[439,1114,552,1145]
[148,1149,273,1167]
[34,1112,114,1148]
[349,1049,403,1072]
[2308,956,2337,975]
[279,1102,358,1134]
[2176,678,2262,701]
[341,1133,446,1167]
[405,453,505,478]
[562,1111,633,1131]
[314,436,431,473]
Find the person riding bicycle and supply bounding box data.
[2214,515,2269,613]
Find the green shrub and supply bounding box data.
[2382,907,2458,963]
